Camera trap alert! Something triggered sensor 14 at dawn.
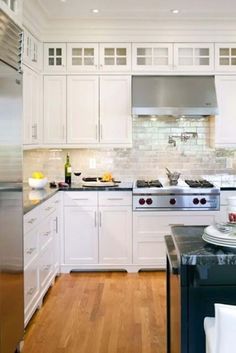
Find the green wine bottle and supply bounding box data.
[64,153,72,185]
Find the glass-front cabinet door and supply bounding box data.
[44,43,66,72]
[99,43,131,71]
[215,44,236,71]
[174,43,214,71]
[67,43,98,72]
[132,43,173,71]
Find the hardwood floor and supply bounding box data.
[22,272,166,353]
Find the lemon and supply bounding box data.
[102,172,113,182]
[32,171,45,179]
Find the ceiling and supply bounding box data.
[37,0,236,20]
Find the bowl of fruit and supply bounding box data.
[28,172,48,189]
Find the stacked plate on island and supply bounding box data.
[203,224,236,248]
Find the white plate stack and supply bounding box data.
[203,225,236,248]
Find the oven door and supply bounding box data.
[166,236,181,353]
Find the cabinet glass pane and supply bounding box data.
[72,48,82,56]
[231,58,236,65]
[178,48,193,57]
[195,57,209,65]
[153,57,168,65]
[72,57,82,65]
[56,48,62,56]
[220,58,230,65]
[84,57,94,65]
[137,48,152,56]
[49,58,54,65]
[220,48,230,56]
[195,48,209,56]
[104,48,114,56]
[116,48,126,56]
[56,58,62,65]
[84,48,94,56]
[49,48,54,56]
[104,57,115,65]
[116,57,126,65]
[137,57,152,65]
[153,48,168,56]
[179,57,193,65]
[231,48,236,56]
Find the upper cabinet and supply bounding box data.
[23,29,42,72]
[67,43,99,72]
[173,43,214,71]
[132,43,173,71]
[43,43,66,72]
[213,76,236,147]
[0,0,22,26]
[99,43,131,72]
[215,44,236,71]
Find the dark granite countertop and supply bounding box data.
[171,225,236,266]
[23,182,133,214]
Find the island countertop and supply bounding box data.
[171,225,236,266]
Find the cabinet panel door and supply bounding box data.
[67,76,99,143]
[215,44,236,72]
[132,43,173,71]
[44,43,66,72]
[99,206,132,264]
[67,43,99,72]
[100,76,132,144]
[214,76,236,146]
[43,76,66,144]
[99,43,131,71]
[64,206,98,264]
[174,43,214,71]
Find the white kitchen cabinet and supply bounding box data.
[67,43,99,72]
[99,43,131,72]
[213,76,236,146]
[67,76,99,144]
[100,76,132,144]
[133,211,217,268]
[43,76,67,144]
[39,240,55,294]
[173,43,214,71]
[0,0,22,26]
[132,43,173,71]
[23,65,42,145]
[23,29,42,72]
[64,206,99,264]
[44,43,66,72]
[24,256,40,326]
[215,44,236,71]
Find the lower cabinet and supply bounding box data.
[133,211,218,268]
[23,192,61,327]
[63,191,133,269]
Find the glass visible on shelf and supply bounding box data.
[116,48,126,56]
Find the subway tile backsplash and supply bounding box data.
[23,117,236,182]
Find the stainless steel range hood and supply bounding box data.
[132,75,218,116]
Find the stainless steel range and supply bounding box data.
[133,179,220,211]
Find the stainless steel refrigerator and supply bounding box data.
[0,8,24,353]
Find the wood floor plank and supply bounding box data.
[22,272,166,353]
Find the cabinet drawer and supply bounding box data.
[39,241,55,291]
[24,206,42,234]
[24,228,38,267]
[24,257,39,312]
[99,191,132,206]
[41,197,57,218]
[38,216,53,251]
[64,191,98,206]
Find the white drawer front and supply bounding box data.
[24,258,39,312]
[39,242,54,290]
[64,191,98,206]
[41,197,57,218]
[39,217,53,251]
[24,228,38,268]
[24,206,42,234]
[99,191,132,206]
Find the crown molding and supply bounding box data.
[23,0,46,39]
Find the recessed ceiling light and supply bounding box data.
[60,0,67,2]
[171,9,179,14]
[91,8,99,14]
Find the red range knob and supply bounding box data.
[170,198,176,205]
[193,198,199,205]
[200,198,207,205]
[139,198,145,205]
[146,198,153,205]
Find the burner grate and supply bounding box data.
[136,180,163,188]
[185,179,214,188]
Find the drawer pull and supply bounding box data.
[94,211,97,228]
[27,287,35,295]
[43,231,50,237]
[99,211,102,227]
[28,218,37,224]
[26,247,36,255]
[107,198,124,201]
[43,265,51,271]
[45,206,53,211]
[72,198,89,201]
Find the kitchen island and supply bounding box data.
[165,225,236,353]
